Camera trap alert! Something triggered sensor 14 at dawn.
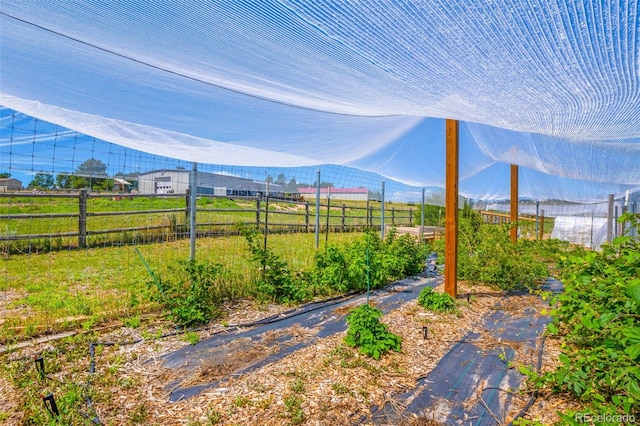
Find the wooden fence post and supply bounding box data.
[341,204,346,231]
[78,189,87,248]
[409,208,413,226]
[391,207,395,225]
[539,209,545,240]
[305,201,310,232]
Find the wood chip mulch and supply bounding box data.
[0,281,585,425]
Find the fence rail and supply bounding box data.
[1,190,418,252]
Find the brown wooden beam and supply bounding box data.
[445,119,459,298]
[510,164,518,244]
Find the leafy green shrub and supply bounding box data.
[417,287,457,313]
[523,212,640,417]
[154,259,225,327]
[344,304,402,360]
[311,245,350,294]
[239,224,308,303]
[435,210,549,290]
[312,229,427,294]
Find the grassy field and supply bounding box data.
[1,194,421,254]
[1,231,365,345]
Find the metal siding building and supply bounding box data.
[137,170,282,195]
[0,178,23,192]
[297,187,369,201]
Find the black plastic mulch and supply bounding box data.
[163,275,439,402]
[162,275,561,425]
[370,279,562,425]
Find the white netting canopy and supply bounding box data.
[1,0,639,202]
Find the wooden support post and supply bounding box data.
[341,204,346,231]
[539,209,545,240]
[445,119,459,298]
[305,201,310,232]
[510,164,518,244]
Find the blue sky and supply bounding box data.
[0,108,443,203]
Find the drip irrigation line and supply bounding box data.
[82,342,115,425]
[481,387,529,401]
[23,275,437,422]
[506,333,548,426]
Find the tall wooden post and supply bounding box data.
[445,119,459,298]
[510,164,518,244]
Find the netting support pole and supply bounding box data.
[189,162,197,261]
[445,119,459,298]
[325,186,331,246]
[315,170,320,249]
[631,202,637,239]
[510,164,518,244]
[421,188,425,245]
[380,181,385,240]
[264,181,270,251]
[607,194,614,243]
[539,209,545,240]
[78,189,87,248]
[535,201,540,240]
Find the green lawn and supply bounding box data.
[0,231,363,344]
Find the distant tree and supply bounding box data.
[75,158,108,190]
[286,178,298,192]
[275,173,287,186]
[314,180,334,188]
[70,175,89,189]
[28,173,55,190]
[55,174,72,189]
[0,172,10,178]
[265,175,273,183]
[76,157,108,177]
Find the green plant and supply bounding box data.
[522,212,640,417]
[233,396,252,407]
[183,331,200,345]
[417,287,457,313]
[131,403,149,423]
[331,382,352,395]
[123,315,141,328]
[344,304,402,360]
[154,259,225,327]
[290,378,305,393]
[312,229,426,295]
[238,224,308,303]
[436,211,550,290]
[283,394,305,425]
